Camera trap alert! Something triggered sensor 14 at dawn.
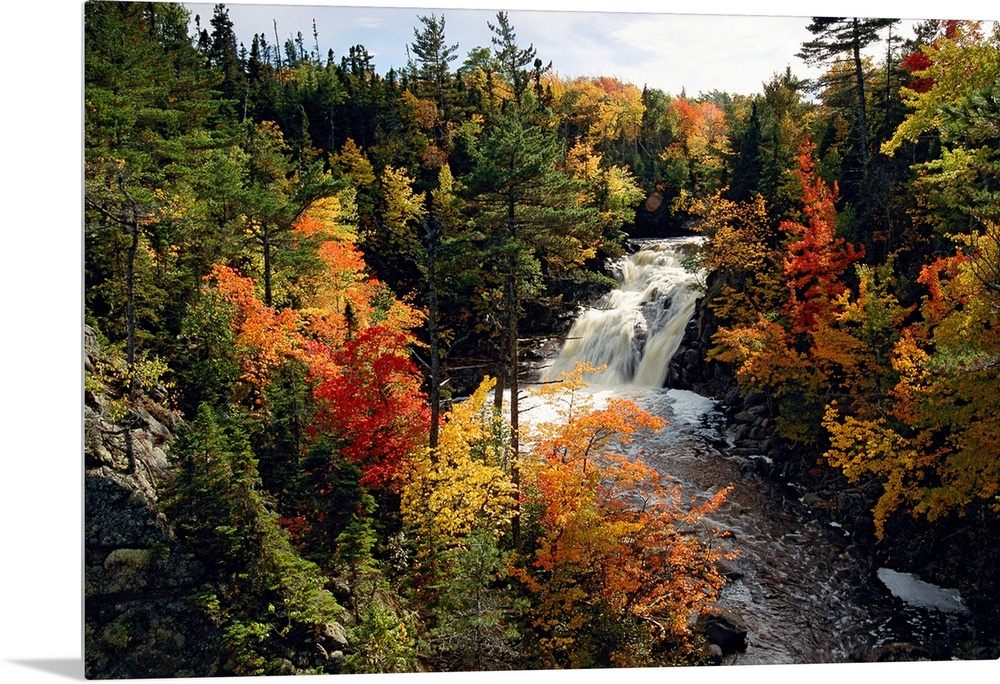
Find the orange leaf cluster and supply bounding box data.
[515,364,733,667]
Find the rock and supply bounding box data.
[266,658,297,676]
[871,642,932,662]
[716,559,745,580]
[801,492,829,512]
[85,325,101,372]
[706,643,724,664]
[328,650,345,672]
[319,621,349,650]
[696,608,748,655]
[133,407,172,444]
[85,468,173,549]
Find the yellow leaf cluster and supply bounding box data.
[823,404,928,539]
[401,377,515,554]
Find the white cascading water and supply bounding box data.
[544,237,705,387]
[526,234,974,664]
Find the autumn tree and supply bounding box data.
[515,364,732,667]
[552,76,646,160]
[824,224,1000,538]
[709,139,866,444]
[566,139,645,252]
[882,21,1000,236]
[781,139,865,334]
[309,325,429,492]
[691,191,786,328]
[401,377,515,569]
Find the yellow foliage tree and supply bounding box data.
[401,376,516,561]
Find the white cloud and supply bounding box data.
[607,14,821,94]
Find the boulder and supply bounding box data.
[716,559,745,580]
[319,621,349,650]
[696,608,748,655]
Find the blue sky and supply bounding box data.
[182,0,993,97]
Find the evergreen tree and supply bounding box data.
[798,17,899,167]
[728,100,764,201]
[235,121,341,307]
[410,13,460,125]
[487,11,547,109]
[464,98,603,544]
[85,0,221,381]
[207,3,245,117]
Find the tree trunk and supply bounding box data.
[125,218,139,389]
[263,223,273,307]
[852,19,870,166]
[426,223,442,451]
[505,189,521,548]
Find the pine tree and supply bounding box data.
[798,17,899,167]
[85,0,220,383]
[410,14,459,124]
[464,99,603,544]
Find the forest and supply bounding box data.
[83,1,999,676]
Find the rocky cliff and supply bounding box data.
[84,327,349,678]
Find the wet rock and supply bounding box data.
[801,492,830,513]
[696,608,748,654]
[871,642,933,662]
[734,406,768,423]
[716,559,745,580]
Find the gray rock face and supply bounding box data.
[84,330,222,678]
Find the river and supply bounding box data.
[525,238,975,665]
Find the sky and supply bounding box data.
[182,0,995,97]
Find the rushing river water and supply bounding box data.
[525,238,975,664]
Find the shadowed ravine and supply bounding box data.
[525,238,974,664]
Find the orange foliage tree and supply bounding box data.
[515,364,733,667]
[709,139,870,443]
[202,202,427,490]
[205,263,303,406]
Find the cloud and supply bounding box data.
[181,3,978,97]
[607,14,819,94]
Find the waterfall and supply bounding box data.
[545,238,705,387]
